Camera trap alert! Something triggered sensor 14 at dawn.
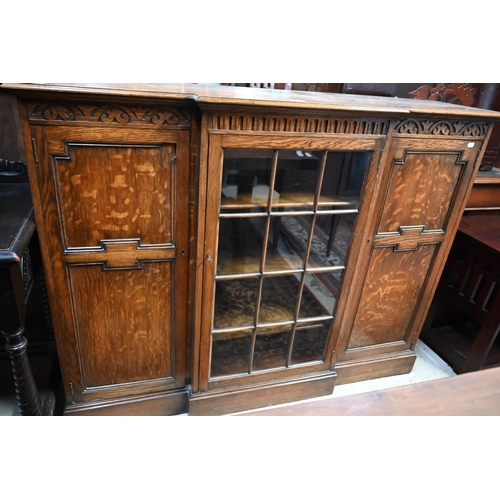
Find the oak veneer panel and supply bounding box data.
[54,143,175,248]
[379,151,465,232]
[68,262,173,387]
[348,245,436,349]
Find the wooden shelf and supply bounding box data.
[220,191,358,211]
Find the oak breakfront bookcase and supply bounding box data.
[2,83,499,415]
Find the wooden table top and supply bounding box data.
[239,366,500,416]
[459,214,500,253]
[0,183,35,264]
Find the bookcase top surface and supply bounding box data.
[3,83,500,120]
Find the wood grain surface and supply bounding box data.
[239,367,500,416]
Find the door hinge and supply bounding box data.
[69,381,75,402]
[31,138,39,163]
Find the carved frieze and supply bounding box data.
[394,119,489,137]
[210,114,389,135]
[27,102,191,127]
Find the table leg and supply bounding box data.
[2,326,42,416]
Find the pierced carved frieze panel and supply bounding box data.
[394,118,488,138]
[210,113,389,135]
[27,102,191,127]
[52,143,175,249]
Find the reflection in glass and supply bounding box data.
[318,152,370,210]
[214,278,259,329]
[308,214,355,268]
[220,149,274,212]
[210,148,371,378]
[272,150,322,210]
[264,215,309,272]
[211,330,252,377]
[253,326,292,371]
[299,271,344,318]
[290,321,331,365]
[217,217,265,276]
[259,275,301,324]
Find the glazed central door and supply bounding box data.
[198,134,384,392]
[31,125,189,404]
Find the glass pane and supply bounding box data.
[259,274,301,324]
[214,278,259,329]
[217,217,264,276]
[308,214,354,269]
[253,326,292,371]
[299,271,344,318]
[220,149,274,213]
[264,215,310,272]
[211,329,252,377]
[290,321,331,365]
[318,152,370,210]
[272,150,323,210]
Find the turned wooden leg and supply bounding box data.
[2,326,42,416]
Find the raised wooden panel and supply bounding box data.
[348,245,436,349]
[340,137,484,360]
[379,151,465,232]
[68,262,173,388]
[53,143,175,248]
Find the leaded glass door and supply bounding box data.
[199,134,382,391]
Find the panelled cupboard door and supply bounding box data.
[30,125,189,404]
[338,136,484,361]
[198,133,385,392]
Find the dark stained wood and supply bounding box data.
[240,366,500,416]
[0,183,42,415]
[0,93,26,162]
[421,214,500,374]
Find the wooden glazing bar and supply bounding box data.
[296,315,334,324]
[255,320,296,330]
[215,272,261,281]
[218,212,269,219]
[215,265,346,281]
[218,209,359,218]
[304,265,346,274]
[286,151,329,366]
[212,325,256,335]
[248,150,279,373]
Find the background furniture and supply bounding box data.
[2,83,499,415]
[0,180,42,415]
[421,214,500,373]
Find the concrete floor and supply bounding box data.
[0,339,455,416]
